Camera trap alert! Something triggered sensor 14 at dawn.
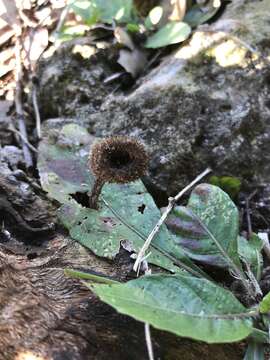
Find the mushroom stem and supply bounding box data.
[89,178,105,209]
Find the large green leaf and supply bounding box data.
[91,274,255,343]
[145,21,191,48]
[166,184,241,268]
[184,3,221,28]
[38,121,204,276]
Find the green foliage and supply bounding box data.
[184,3,221,28]
[90,274,254,343]
[38,122,205,277]
[65,0,222,48]
[238,234,263,279]
[65,268,119,284]
[259,292,270,314]
[57,24,90,41]
[145,21,191,48]
[209,176,241,199]
[165,184,240,268]
[144,6,163,30]
[244,341,265,360]
[69,0,135,25]
[38,122,268,349]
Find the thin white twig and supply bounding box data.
[145,323,154,360]
[102,197,208,278]
[14,25,33,168]
[133,167,212,273]
[55,2,70,35]
[32,84,41,139]
[8,125,38,153]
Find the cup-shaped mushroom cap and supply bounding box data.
[89,136,149,184]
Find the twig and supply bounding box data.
[145,323,154,360]
[32,84,41,138]
[13,25,33,168]
[8,125,38,153]
[54,2,70,36]
[133,168,212,273]
[24,22,47,140]
[102,197,210,279]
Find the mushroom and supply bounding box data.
[88,136,149,209]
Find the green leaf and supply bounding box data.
[126,23,140,32]
[94,0,135,23]
[238,234,263,280]
[184,3,221,28]
[38,121,204,277]
[57,24,91,41]
[70,0,135,25]
[145,21,191,48]
[65,268,119,284]
[70,0,100,25]
[91,274,254,343]
[249,328,269,344]
[166,184,241,268]
[244,341,265,360]
[259,292,270,314]
[144,6,163,29]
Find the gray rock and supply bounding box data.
[37,40,117,119]
[91,0,270,197]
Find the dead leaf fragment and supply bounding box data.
[24,27,48,63]
[0,0,19,27]
[118,48,147,78]
[114,26,135,50]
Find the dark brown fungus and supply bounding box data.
[88,136,149,209]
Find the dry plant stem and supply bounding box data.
[89,179,105,209]
[9,125,38,153]
[102,196,209,279]
[55,2,70,35]
[133,167,212,273]
[145,323,154,360]
[32,84,41,139]
[14,28,33,168]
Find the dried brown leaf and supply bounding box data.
[24,27,48,63]
[0,0,19,27]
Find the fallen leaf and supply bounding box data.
[114,26,135,50]
[24,27,48,63]
[0,25,14,47]
[0,0,19,27]
[118,48,147,78]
